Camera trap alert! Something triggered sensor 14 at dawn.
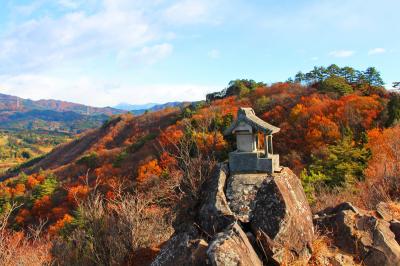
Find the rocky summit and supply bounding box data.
[151,163,314,265]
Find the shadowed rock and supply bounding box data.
[207,223,262,266]
[150,226,207,266]
[198,163,236,235]
[249,167,314,264]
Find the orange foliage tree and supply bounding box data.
[364,126,400,202]
[49,214,74,235]
[137,159,162,184]
[32,195,52,219]
[67,185,90,206]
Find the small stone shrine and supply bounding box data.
[224,107,281,173]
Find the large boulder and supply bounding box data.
[249,167,314,264]
[207,223,263,266]
[151,226,207,266]
[315,202,400,266]
[198,163,236,235]
[376,201,399,222]
[226,173,269,223]
[152,166,315,265]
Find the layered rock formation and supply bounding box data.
[151,164,314,265]
[315,202,400,266]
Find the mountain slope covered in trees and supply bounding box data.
[0,65,400,265]
[0,93,125,133]
[0,93,122,115]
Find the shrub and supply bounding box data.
[307,135,371,187]
[52,193,173,266]
[0,204,52,265]
[319,76,353,95]
[112,151,128,168]
[76,152,99,169]
[127,133,158,154]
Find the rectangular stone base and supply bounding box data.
[228,151,279,174]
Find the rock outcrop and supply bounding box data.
[207,223,262,266]
[198,164,236,235]
[152,161,400,266]
[151,226,207,266]
[225,173,267,223]
[226,168,314,264]
[250,168,314,264]
[152,164,315,265]
[315,202,400,266]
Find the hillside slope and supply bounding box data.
[4,107,183,180]
[1,66,400,265]
[0,93,122,115]
[0,93,125,133]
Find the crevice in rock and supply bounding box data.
[390,221,400,245]
[240,221,252,233]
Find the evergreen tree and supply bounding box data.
[363,67,384,87]
[307,133,371,187]
[319,76,353,95]
[386,93,400,126]
[340,66,357,83]
[326,64,341,76]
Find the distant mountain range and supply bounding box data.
[0,93,124,133]
[113,102,158,111]
[0,93,187,133]
[0,93,122,115]
[129,102,187,115]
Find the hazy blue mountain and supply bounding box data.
[131,102,187,115]
[114,102,157,111]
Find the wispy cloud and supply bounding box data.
[0,0,229,105]
[0,3,156,73]
[58,0,81,9]
[329,50,355,58]
[118,43,173,66]
[208,49,220,59]
[164,0,224,25]
[368,47,386,55]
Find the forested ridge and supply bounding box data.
[0,65,399,265]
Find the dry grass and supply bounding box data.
[51,192,173,266]
[310,185,368,213]
[386,201,400,220]
[283,231,358,266]
[0,204,52,266]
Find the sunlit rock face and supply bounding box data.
[152,164,315,265]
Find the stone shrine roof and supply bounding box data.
[224,107,280,135]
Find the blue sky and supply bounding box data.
[0,0,399,107]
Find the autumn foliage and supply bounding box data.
[0,66,399,265]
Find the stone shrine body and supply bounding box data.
[224,107,281,174]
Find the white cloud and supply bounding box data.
[164,0,223,24]
[118,43,173,66]
[329,50,355,58]
[0,0,227,74]
[208,49,220,59]
[58,0,81,9]
[0,73,219,106]
[0,0,230,106]
[368,47,386,55]
[0,1,158,73]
